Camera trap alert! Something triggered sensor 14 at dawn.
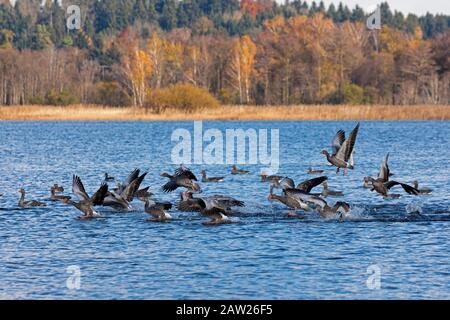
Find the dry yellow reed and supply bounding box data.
[0,104,449,121]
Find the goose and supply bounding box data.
[284,188,349,219]
[413,181,432,194]
[185,197,230,225]
[18,189,47,208]
[161,169,201,193]
[317,201,351,219]
[260,171,283,183]
[321,123,360,175]
[363,177,372,188]
[63,198,99,220]
[177,192,243,213]
[104,173,115,182]
[321,182,344,197]
[368,154,419,197]
[201,170,225,183]
[72,175,109,206]
[231,165,249,175]
[50,186,72,202]
[139,197,173,222]
[267,192,312,211]
[307,167,324,175]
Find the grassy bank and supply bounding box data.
[0,104,449,120]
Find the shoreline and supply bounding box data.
[0,104,449,121]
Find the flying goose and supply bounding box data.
[368,154,419,197]
[231,165,249,175]
[321,182,344,197]
[321,123,360,175]
[413,181,432,194]
[161,168,201,193]
[139,197,173,222]
[18,189,47,208]
[201,170,225,183]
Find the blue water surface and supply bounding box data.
[0,120,449,300]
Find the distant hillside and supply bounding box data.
[0,1,449,106]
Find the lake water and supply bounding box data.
[0,121,449,300]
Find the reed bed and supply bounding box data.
[0,104,449,121]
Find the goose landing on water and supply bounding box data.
[367,154,419,198]
[139,197,173,222]
[321,123,360,175]
[18,189,46,208]
[66,175,109,218]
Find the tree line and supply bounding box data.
[0,0,449,106]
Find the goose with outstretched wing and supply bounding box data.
[321,123,360,175]
[368,154,419,197]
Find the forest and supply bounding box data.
[0,0,449,107]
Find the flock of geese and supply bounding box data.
[6,123,433,225]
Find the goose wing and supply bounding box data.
[378,153,390,182]
[336,123,360,162]
[332,130,346,155]
[162,180,180,193]
[72,175,90,202]
[385,181,419,195]
[175,166,198,181]
[125,169,140,185]
[297,176,328,193]
[122,172,148,201]
[91,183,109,206]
